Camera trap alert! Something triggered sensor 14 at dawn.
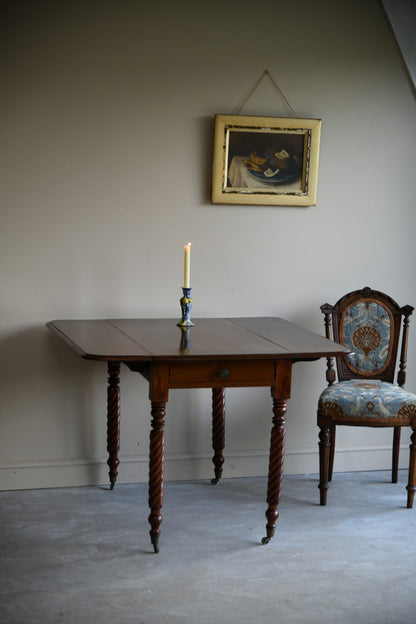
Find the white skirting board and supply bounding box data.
[0,445,410,491]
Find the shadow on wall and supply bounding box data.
[0,326,106,481]
[201,115,216,204]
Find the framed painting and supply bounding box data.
[211,114,321,206]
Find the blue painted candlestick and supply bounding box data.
[177,287,194,327]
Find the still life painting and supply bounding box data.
[211,114,321,206]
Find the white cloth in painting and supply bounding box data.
[228,156,302,191]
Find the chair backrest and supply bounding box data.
[321,287,414,386]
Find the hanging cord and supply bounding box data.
[234,70,298,117]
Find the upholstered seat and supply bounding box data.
[319,380,416,424]
[317,287,416,508]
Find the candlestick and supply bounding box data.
[184,242,191,288]
[177,287,194,327]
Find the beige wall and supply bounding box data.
[1,0,415,490]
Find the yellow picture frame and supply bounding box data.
[211,114,321,206]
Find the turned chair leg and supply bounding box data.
[328,425,336,482]
[406,427,416,509]
[318,425,331,505]
[392,426,401,484]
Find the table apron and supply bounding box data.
[125,358,295,394]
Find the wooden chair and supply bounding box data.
[317,286,416,507]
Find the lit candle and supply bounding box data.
[184,242,191,288]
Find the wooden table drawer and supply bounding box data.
[169,359,275,385]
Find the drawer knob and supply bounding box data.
[218,367,230,379]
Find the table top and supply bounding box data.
[46,317,350,362]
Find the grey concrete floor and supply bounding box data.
[1,470,416,624]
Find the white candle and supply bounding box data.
[184,242,191,288]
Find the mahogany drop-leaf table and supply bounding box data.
[46,316,350,553]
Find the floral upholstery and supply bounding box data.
[319,379,416,423]
[341,301,392,375]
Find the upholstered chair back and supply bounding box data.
[321,287,412,386]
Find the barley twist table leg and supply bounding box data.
[106,361,121,490]
[211,388,225,484]
[148,400,166,553]
[262,397,287,544]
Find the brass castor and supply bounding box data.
[150,534,160,554]
[261,527,275,545]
